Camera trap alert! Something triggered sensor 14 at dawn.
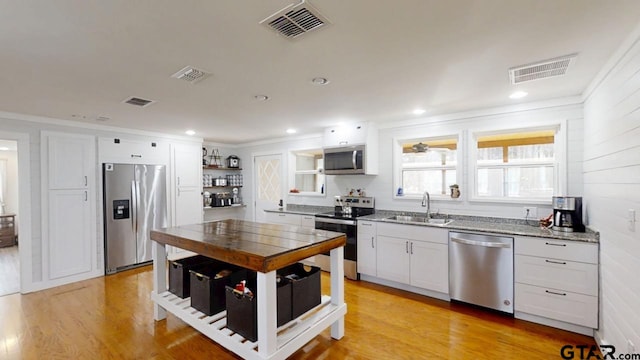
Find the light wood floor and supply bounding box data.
[0,265,597,359]
[0,245,19,297]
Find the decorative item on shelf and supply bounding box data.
[449,184,460,198]
[207,148,222,168]
[226,155,240,169]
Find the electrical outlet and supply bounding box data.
[523,207,537,218]
[629,339,635,354]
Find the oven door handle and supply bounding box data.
[315,217,357,226]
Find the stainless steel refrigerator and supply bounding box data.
[103,163,167,274]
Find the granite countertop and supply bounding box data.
[264,205,333,216]
[360,212,599,243]
[266,206,599,244]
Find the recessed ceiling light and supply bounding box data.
[185,130,196,136]
[254,95,269,101]
[413,109,426,115]
[509,91,528,99]
[286,128,297,134]
[0,147,9,151]
[311,77,329,85]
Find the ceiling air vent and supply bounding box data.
[260,0,330,39]
[509,53,577,84]
[123,96,155,107]
[171,66,211,83]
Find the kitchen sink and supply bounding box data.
[385,215,453,226]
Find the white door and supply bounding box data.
[254,153,284,223]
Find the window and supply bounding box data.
[289,149,325,195]
[399,137,458,196]
[474,129,556,200]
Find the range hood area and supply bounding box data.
[322,122,378,175]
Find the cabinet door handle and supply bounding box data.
[545,290,567,296]
[410,242,413,254]
[84,191,87,201]
[361,223,372,226]
[545,242,566,247]
[177,177,180,186]
[405,241,409,254]
[339,141,348,145]
[371,236,375,248]
[545,259,567,265]
[278,214,286,217]
[84,175,87,186]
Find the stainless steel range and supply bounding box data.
[314,196,375,280]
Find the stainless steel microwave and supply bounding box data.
[323,145,366,175]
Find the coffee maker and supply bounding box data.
[552,196,584,232]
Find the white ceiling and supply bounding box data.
[1,1,640,144]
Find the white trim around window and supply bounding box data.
[467,120,567,205]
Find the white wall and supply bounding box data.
[238,104,584,220]
[584,29,640,353]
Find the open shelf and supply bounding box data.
[204,205,246,210]
[203,166,242,170]
[151,292,346,360]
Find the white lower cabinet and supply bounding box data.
[410,240,448,293]
[356,221,377,276]
[264,212,302,226]
[376,235,411,284]
[514,236,599,331]
[374,223,449,294]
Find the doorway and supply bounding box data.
[0,140,19,296]
[253,153,284,223]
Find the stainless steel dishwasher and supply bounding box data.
[449,231,514,313]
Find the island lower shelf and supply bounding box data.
[151,291,346,359]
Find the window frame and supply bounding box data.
[287,148,326,197]
[468,123,566,205]
[393,132,463,201]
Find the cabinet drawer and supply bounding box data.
[377,222,447,244]
[300,215,315,228]
[515,236,598,264]
[515,255,598,296]
[515,283,598,328]
[0,236,16,247]
[357,220,376,235]
[0,227,14,236]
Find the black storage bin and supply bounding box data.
[190,265,247,316]
[168,255,216,298]
[278,263,321,318]
[225,276,292,342]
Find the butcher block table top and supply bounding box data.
[150,219,346,273]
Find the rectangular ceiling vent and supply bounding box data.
[123,96,155,107]
[171,66,211,83]
[260,0,330,39]
[509,53,577,84]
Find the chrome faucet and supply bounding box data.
[421,191,431,218]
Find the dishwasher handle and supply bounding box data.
[450,236,512,248]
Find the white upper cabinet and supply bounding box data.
[172,142,202,188]
[48,134,94,189]
[324,122,373,147]
[98,137,169,165]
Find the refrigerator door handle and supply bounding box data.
[131,180,138,233]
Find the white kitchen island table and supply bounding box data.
[150,219,347,360]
